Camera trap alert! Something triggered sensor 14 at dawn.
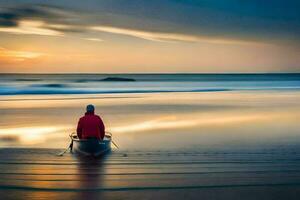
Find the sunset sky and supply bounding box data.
[0,0,300,73]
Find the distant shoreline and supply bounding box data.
[0,72,300,75]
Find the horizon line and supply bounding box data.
[1,72,300,75]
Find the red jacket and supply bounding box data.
[77,112,105,140]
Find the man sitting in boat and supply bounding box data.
[76,104,105,140]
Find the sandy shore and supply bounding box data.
[1,89,300,199]
[0,147,300,200]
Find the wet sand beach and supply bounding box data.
[1,147,300,200]
[1,91,300,149]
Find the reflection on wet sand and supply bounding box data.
[0,91,300,149]
[75,154,107,199]
[1,148,300,200]
[111,112,279,133]
[0,126,71,145]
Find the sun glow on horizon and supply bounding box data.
[0,47,44,62]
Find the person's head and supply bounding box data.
[86,104,95,113]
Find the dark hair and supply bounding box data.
[86,104,95,112]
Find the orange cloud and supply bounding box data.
[0,47,45,62]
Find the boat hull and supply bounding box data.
[72,137,111,156]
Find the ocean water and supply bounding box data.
[0,73,300,95]
[0,74,300,150]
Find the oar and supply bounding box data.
[57,133,74,156]
[106,131,119,149]
[112,140,119,149]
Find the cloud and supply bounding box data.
[0,47,44,61]
[0,4,61,26]
[0,12,18,27]
[43,23,84,33]
[91,25,261,45]
[0,135,19,142]
[91,26,198,42]
[0,3,259,45]
[0,20,63,36]
[0,4,82,35]
[0,2,298,45]
[84,38,104,42]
